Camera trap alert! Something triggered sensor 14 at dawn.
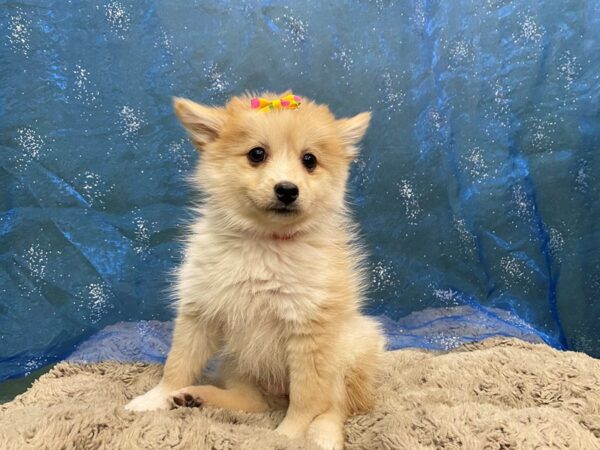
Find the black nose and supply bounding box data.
[274,182,299,205]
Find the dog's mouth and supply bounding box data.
[266,206,299,216]
[265,200,301,216]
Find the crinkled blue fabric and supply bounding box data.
[1,0,599,381]
[67,309,547,364]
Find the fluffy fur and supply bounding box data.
[125,92,386,450]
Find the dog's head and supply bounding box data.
[174,92,370,235]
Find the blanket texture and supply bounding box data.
[1,339,599,449]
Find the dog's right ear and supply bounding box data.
[173,97,227,150]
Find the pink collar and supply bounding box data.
[270,232,297,241]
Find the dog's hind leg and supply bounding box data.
[170,379,270,412]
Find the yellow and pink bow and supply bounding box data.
[250,94,302,112]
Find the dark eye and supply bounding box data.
[302,153,317,171]
[247,147,266,164]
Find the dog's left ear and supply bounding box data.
[173,97,227,150]
[337,112,371,157]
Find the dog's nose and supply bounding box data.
[274,182,299,205]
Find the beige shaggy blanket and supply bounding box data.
[1,338,599,450]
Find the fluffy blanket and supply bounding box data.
[1,339,599,449]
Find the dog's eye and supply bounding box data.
[302,153,317,172]
[247,147,267,164]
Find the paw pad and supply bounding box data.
[172,393,203,408]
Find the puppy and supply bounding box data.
[125,92,385,450]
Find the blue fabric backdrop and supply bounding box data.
[1,0,599,381]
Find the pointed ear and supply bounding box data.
[173,97,227,149]
[337,111,371,156]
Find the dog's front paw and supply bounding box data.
[309,431,344,450]
[125,385,172,411]
[275,418,305,440]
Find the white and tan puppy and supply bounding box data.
[125,92,385,450]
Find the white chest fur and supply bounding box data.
[179,229,332,323]
[175,226,343,388]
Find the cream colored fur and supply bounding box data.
[125,92,386,450]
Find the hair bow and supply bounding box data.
[250,94,302,112]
